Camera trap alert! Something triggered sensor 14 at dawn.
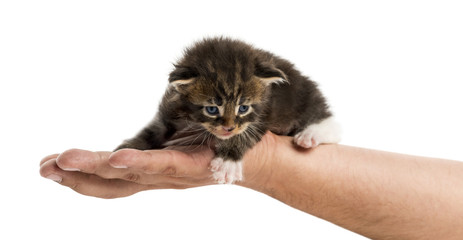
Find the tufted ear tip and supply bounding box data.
[168,66,197,90]
[258,76,288,86]
[169,78,195,91]
[169,65,197,81]
[254,62,288,86]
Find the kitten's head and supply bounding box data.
[168,37,287,139]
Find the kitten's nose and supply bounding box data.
[222,126,235,132]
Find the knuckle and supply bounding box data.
[124,173,141,182]
[161,166,177,176]
[70,182,81,192]
[141,164,156,174]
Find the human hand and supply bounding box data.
[39,132,281,198]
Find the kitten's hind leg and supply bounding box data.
[294,116,342,148]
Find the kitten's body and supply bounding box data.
[116,37,341,183]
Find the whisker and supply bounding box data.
[177,128,204,134]
[185,131,207,149]
[198,131,210,147]
[207,134,214,149]
[247,128,259,142]
[249,124,266,136]
[245,125,258,139]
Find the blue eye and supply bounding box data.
[205,106,219,115]
[238,105,249,113]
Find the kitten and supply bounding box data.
[115,37,341,184]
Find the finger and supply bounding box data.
[40,158,148,199]
[40,153,60,166]
[55,148,149,183]
[55,148,216,186]
[55,149,139,182]
[55,149,112,172]
[109,147,214,178]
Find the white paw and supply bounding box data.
[294,130,319,148]
[294,116,342,148]
[210,157,243,184]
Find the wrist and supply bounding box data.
[237,133,291,192]
[237,133,338,212]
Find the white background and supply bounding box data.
[1,1,462,239]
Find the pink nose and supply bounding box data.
[222,126,235,132]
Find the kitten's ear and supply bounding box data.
[168,65,197,90]
[254,62,288,86]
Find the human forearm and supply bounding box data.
[240,137,463,239]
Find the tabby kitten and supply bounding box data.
[115,37,341,184]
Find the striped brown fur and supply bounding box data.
[115,37,334,178]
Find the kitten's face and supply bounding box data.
[180,76,267,140]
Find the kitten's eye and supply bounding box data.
[205,106,219,115]
[238,105,249,114]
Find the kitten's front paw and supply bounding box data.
[210,157,243,184]
[294,116,342,149]
[294,130,319,148]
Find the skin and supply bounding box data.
[40,132,463,239]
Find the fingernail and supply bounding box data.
[110,164,128,169]
[62,168,80,171]
[46,174,62,183]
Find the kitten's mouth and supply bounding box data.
[215,131,235,139]
[210,124,251,140]
[204,124,248,140]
